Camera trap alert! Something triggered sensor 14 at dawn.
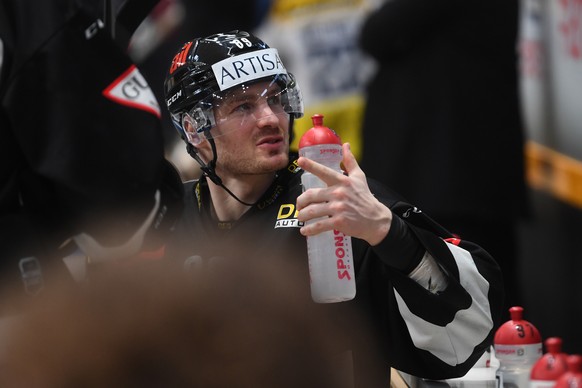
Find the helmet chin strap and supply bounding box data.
[288,115,295,144]
[186,135,255,207]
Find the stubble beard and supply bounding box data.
[215,140,290,177]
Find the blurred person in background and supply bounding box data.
[0,0,183,313]
[162,29,505,387]
[1,257,378,388]
[358,0,528,310]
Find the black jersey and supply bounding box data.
[168,156,505,386]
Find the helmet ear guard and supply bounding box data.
[281,73,304,119]
[190,105,215,133]
[181,114,201,146]
[181,111,211,146]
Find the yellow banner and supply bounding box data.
[526,141,582,209]
[270,0,364,17]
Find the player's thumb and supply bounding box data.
[342,143,364,178]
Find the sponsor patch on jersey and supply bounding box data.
[212,48,287,91]
[103,65,161,118]
[275,203,304,229]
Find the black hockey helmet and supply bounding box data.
[163,30,303,144]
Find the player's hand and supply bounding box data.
[296,143,392,246]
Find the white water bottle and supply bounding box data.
[494,306,543,388]
[298,114,356,303]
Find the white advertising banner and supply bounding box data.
[520,0,582,159]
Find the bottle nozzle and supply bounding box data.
[509,306,524,321]
[311,114,324,127]
[545,337,563,354]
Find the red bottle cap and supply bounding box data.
[494,306,542,345]
[555,355,582,388]
[298,114,342,149]
[531,337,569,381]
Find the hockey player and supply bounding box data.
[163,30,505,387]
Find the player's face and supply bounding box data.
[209,81,291,177]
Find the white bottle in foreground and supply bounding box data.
[298,114,356,303]
[494,306,543,388]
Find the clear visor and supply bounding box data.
[182,74,303,143]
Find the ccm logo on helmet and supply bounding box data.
[211,48,287,91]
[167,89,182,107]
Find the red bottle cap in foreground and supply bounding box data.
[494,306,542,345]
[531,337,569,381]
[298,114,342,148]
[555,355,582,388]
